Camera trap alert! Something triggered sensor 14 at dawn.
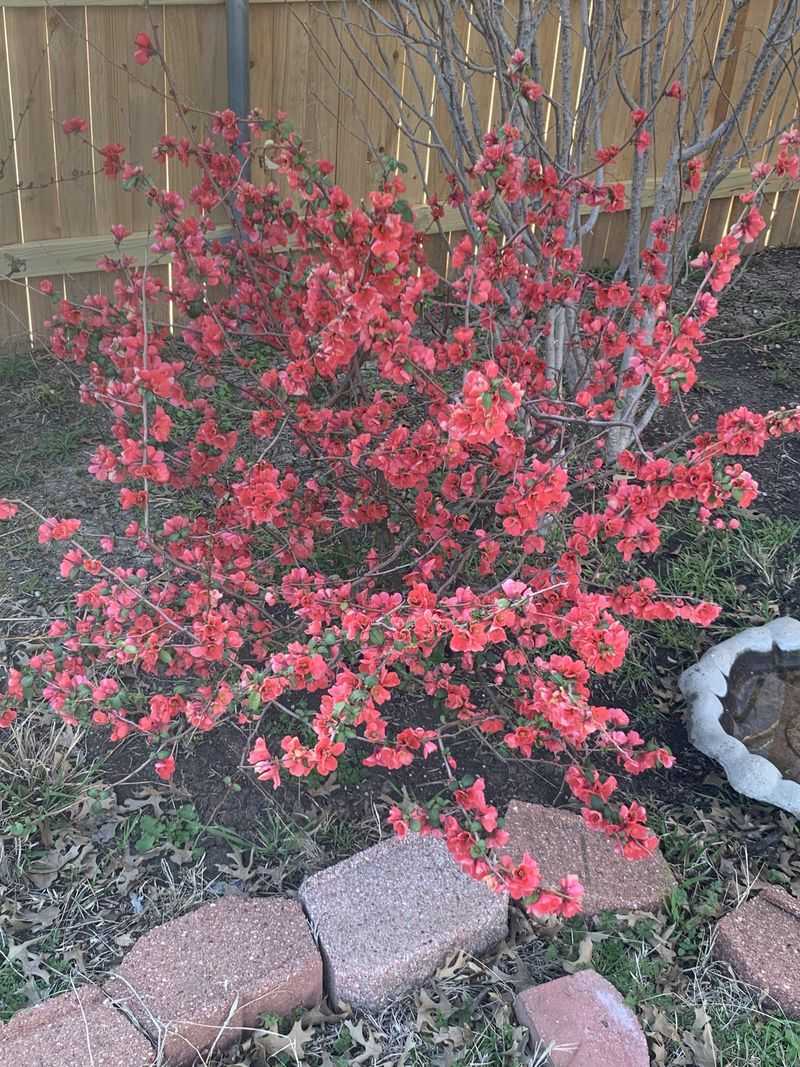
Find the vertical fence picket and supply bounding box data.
[5,8,61,242]
[48,7,96,240]
[163,0,227,241]
[0,0,795,312]
[4,7,63,334]
[0,10,29,341]
[87,5,167,233]
[304,3,342,167]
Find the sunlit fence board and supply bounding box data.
[0,0,798,340]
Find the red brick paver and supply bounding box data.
[715,887,800,1016]
[0,986,153,1067]
[105,896,322,1066]
[515,970,649,1066]
[299,833,508,1010]
[503,800,676,915]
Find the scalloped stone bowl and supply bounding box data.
[679,617,800,815]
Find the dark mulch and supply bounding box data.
[663,246,800,522]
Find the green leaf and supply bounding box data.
[395,198,414,222]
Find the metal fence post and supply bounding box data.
[226,0,251,179]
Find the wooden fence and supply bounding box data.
[1,0,800,341]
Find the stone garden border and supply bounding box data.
[0,801,674,1066]
[679,616,800,815]
[6,801,800,1067]
[10,623,800,1063]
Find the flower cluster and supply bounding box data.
[2,61,800,918]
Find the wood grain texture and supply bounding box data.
[0,278,30,341]
[0,228,179,276]
[87,5,166,232]
[164,3,227,204]
[5,8,61,240]
[47,6,98,238]
[3,163,783,279]
[734,0,784,152]
[0,13,28,337]
[394,15,434,207]
[0,16,21,247]
[28,272,62,333]
[64,266,118,303]
[536,3,563,163]
[304,3,342,166]
[768,187,800,247]
[425,1,469,202]
[335,0,401,202]
[86,5,137,232]
[250,0,312,190]
[1,0,798,279]
[699,1,767,249]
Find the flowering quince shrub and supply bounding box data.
[2,54,800,917]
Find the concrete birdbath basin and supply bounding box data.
[679,617,800,815]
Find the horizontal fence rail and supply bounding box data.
[3,164,793,279]
[1,0,800,340]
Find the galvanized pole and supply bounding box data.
[226,0,251,179]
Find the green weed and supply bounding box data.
[0,956,30,1023]
[0,718,109,846]
[721,1015,800,1067]
[120,803,204,855]
[600,511,800,706]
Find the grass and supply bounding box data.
[0,717,110,849]
[0,959,31,1023]
[0,718,112,1019]
[120,803,205,856]
[657,513,800,607]
[197,799,380,890]
[0,713,383,1027]
[0,423,97,495]
[534,799,800,1067]
[599,510,800,707]
[724,1016,800,1067]
[0,352,98,485]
